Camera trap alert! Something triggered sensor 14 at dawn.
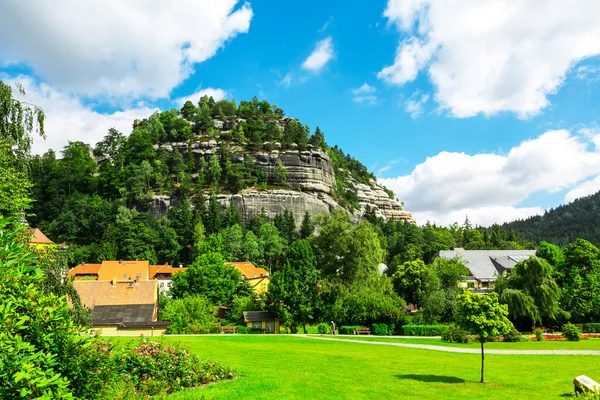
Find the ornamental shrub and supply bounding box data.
[503,327,526,342]
[442,326,469,343]
[236,325,249,334]
[402,325,448,336]
[372,323,392,336]
[533,328,544,341]
[339,325,363,334]
[563,323,582,341]
[317,322,330,335]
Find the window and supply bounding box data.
[252,321,262,329]
[266,322,275,333]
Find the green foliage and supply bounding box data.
[160,295,219,334]
[300,211,315,239]
[274,159,287,186]
[575,323,600,333]
[339,325,365,334]
[317,322,330,335]
[442,326,470,343]
[420,257,468,324]
[533,327,544,341]
[562,323,582,341]
[402,325,449,336]
[371,323,393,336]
[502,327,525,342]
[392,259,428,307]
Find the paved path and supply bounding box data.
[299,335,600,355]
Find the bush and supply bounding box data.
[317,322,330,335]
[339,325,364,334]
[372,323,393,336]
[188,325,221,334]
[503,327,526,342]
[114,338,234,397]
[576,323,600,333]
[533,328,544,341]
[442,326,469,343]
[249,328,265,334]
[402,325,449,336]
[563,323,582,341]
[236,325,249,334]
[161,295,219,334]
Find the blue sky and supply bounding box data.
[2,0,600,226]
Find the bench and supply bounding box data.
[220,326,237,334]
[355,328,371,335]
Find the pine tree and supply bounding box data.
[224,202,242,228]
[204,195,223,234]
[300,211,315,239]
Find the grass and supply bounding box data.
[112,335,600,399]
[319,335,600,350]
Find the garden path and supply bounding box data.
[299,335,600,355]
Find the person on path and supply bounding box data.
[331,321,336,335]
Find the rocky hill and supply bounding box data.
[147,130,413,227]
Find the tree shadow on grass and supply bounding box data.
[395,374,466,384]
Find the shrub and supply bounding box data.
[402,325,449,336]
[160,295,219,334]
[249,328,265,334]
[503,327,525,342]
[114,338,234,397]
[236,325,249,334]
[339,325,364,334]
[317,322,330,335]
[563,323,582,341]
[442,326,469,343]
[533,328,544,341]
[188,325,221,334]
[372,323,393,336]
[576,323,600,333]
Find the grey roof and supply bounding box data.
[243,311,277,322]
[92,304,155,324]
[438,250,536,281]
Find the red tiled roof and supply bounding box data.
[73,280,158,310]
[67,263,102,279]
[149,264,185,279]
[28,228,54,244]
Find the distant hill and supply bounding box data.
[502,191,600,247]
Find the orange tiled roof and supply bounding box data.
[228,262,269,280]
[73,280,158,310]
[28,228,54,244]
[149,264,185,279]
[67,263,102,278]
[96,260,150,281]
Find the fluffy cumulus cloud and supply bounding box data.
[351,83,377,105]
[404,90,429,118]
[0,0,252,99]
[378,0,600,118]
[302,37,334,72]
[379,129,600,226]
[175,88,227,106]
[5,76,156,155]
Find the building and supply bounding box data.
[243,311,279,333]
[67,260,185,292]
[73,280,170,336]
[28,227,55,250]
[228,262,270,296]
[438,249,537,290]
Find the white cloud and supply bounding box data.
[317,16,334,33]
[379,129,600,226]
[280,73,293,87]
[0,1,252,99]
[352,83,377,104]
[404,91,429,118]
[5,76,155,155]
[379,0,600,118]
[302,37,334,72]
[564,175,600,203]
[413,206,543,227]
[576,65,600,82]
[175,88,227,106]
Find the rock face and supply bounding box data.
[148,139,415,225]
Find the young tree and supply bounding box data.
[300,211,315,239]
[274,159,287,186]
[392,259,428,308]
[455,291,513,383]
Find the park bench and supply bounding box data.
[220,326,237,334]
[355,328,371,335]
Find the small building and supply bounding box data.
[149,264,185,293]
[439,249,536,290]
[228,262,270,296]
[28,228,55,250]
[73,280,170,336]
[243,311,279,333]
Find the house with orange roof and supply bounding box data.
[228,262,270,296]
[28,228,55,250]
[73,280,170,336]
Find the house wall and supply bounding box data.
[248,277,270,296]
[90,325,167,337]
[245,320,280,333]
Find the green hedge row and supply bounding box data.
[575,323,600,333]
[402,325,449,336]
[339,326,364,334]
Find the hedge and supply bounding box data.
[402,325,449,336]
[339,326,364,334]
[371,323,393,336]
[236,326,249,334]
[575,323,600,333]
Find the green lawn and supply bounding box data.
[319,335,600,350]
[112,335,600,399]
